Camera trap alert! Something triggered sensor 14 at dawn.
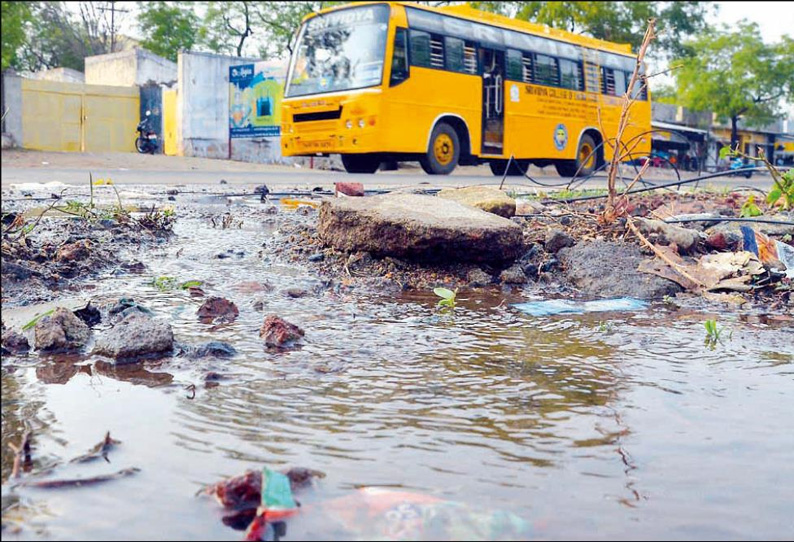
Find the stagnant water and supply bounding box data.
[2,195,793,540]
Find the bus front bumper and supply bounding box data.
[281,132,379,156]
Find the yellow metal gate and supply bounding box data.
[21,79,139,153]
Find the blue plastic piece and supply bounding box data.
[512,297,648,316]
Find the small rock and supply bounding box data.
[545,229,575,253]
[188,286,206,298]
[2,329,30,354]
[706,231,741,252]
[635,218,702,253]
[205,371,223,381]
[252,299,266,312]
[219,179,228,185]
[3,262,38,281]
[197,297,239,323]
[94,313,174,363]
[192,341,237,358]
[55,240,90,263]
[167,195,176,201]
[166,189,179,195]
[335,182,365,197]
[515,199,545,215]
[308,252,324,262]
[265,206,278,215]
[297,206,313,215]
[466,267,493,287]
[260,314,304,347]
[500,264,528,284]
[34,307,91,352]
[284,288,308,298]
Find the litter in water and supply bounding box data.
[513,297,648,316]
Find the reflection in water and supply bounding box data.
[2,213,793,540]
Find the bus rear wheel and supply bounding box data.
[341,154,381,174]
[489,159,529,176]
[554,134,598,178]
[420,122,460,175]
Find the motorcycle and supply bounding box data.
[729,157,753,178]
[135,110,158,154]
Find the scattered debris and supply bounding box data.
[197,297,239,324]
[260,314,304,347]
[514,297,648,316]
[70,431,120,464]
[23,468,140,489]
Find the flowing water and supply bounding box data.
[2,196,793,540]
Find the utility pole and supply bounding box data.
[98,1,130,53]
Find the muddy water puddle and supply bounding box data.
[2,195,794,540]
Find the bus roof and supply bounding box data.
[304,2,635,58]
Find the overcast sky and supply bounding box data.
[111,1,791,45]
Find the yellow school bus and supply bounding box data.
[281,1,651,176]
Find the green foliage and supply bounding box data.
[1,0,33,69]
[703,318,728,348]
[674,23,794,141]
[15,2,120,72]
[722,146,794,210]
[150,276,203,291]
[433,287,457,309]
[470,1,713,58]
[137,1,200,62]
[740,195,762,218]
[23,309,55,331]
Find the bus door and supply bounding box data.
[480,47,505,156]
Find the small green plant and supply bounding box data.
[150,276,203,291]
[597,321,613,333]
[703,318,730,348]
[721,146,794,210]
[22,309,55,331]
[433,287,457,309]
[740,194,762,218]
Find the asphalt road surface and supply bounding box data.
[1,150,776,193]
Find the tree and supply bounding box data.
[470,1,714,59]
[17,1,127,72]
[137,1,200,62]
[201,1,256,57]
[673,22,794,148]
[1,1,33,70]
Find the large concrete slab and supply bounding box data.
[318,193,523,263]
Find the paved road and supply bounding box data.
[0,165,776,194]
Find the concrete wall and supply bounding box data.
[2,72,24,148]
[29,67,85,84]
[178,51,261,159]
[85,48,177,87]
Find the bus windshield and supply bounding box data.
[286,4,389,98]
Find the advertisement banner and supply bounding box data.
[229,63,283,138]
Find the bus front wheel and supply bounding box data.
[341,154,381,174]
[554,134,598,178]
[420,122,460,175]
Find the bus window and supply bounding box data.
[390,27,409,86]
[410,30,432,68]
[445,36,465,73]
[285,4,389,97]
[521,54,533,83]
[506,49,523,81]
[559,59,582,90]
[534,54,559,87]
[630,75,647,100]
[463,43,477,74]
[613,70,627,96]
[601,67,616,95]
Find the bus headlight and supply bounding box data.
[345,120,353,129]
[358,119,365,128]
